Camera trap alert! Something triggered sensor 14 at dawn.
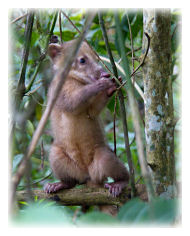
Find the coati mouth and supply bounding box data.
[92,72,110,81]
[100,72,110,78]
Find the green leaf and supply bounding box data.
[14,202,73,226]
[54,30,77,41]
[18,201,29,206]
[12,154,24,172]
[150,197,178,224]
[78,211,118,226]
[118,197,179,225]
[118,198,149,223]
[26,120,34,137]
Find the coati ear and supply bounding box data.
[48,43,63,62]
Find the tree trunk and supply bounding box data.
[142,9,176,198]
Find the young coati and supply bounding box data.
[44,37,129,199]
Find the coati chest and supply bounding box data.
[48,38,116,167]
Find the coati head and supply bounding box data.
[48,36,109,85]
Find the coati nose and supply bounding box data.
[100,72,110,78]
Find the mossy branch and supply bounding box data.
[17,187,131,207]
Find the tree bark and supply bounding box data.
[16,187,131,206]
[142,9,176,197]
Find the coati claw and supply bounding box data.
[44,182,66,194]
[104,182,122,197]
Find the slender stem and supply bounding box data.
[117,47,142,64]
[17,172,52,190]
[40,140,44,169]
[98,12,136,197]
[114,12,155,201]
[113,92,118,154]
[25,12,58,93]
[130,32,150,77]
[11,12,96,208]
[45,12,58,49]
[126,13,135,84]
[11,13,27,24]
[59,11,63,44]
[16,11,34,105]
[116,33,150,91]
[10,12,34,173]
[100,56,145,101]
[25,63,41,93]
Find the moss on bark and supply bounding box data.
[142,9,176,197]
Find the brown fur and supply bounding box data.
[45,39,129,214]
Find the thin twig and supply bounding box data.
[59,11,63,44]
[25,12,58,94]
[31,95,47,107]
[130,32,150,77]
[25,84,43,96]
[98,12,136,197]
[100,56,145,101]
[117,32,150,91]
[11,13,27,24]
[171,22,181,39]
[126,13,135,85]
[10,12,34,167]
[11,12,96,208]
[16,11,34,105]
[72,208,80,223]
[113,92,118,154]
[117,47,142,64]
[129,135,136,146]
[17,172,52,190]
[136,176,143,185]
[40,140,44,169]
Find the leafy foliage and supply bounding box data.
[118,197,178,225]
[13,197,179,226]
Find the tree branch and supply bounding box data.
[16,187,130,207]
[11,13,27,24]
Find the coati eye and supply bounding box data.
[79,58,86,64]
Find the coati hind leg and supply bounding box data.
[44,143,89,193]
[87,146,129,216]
[88,146,129,197]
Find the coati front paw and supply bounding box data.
[104,182,123,198]
[44,182,66,193]
[96,78,115,92]
[107,85,117,97]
